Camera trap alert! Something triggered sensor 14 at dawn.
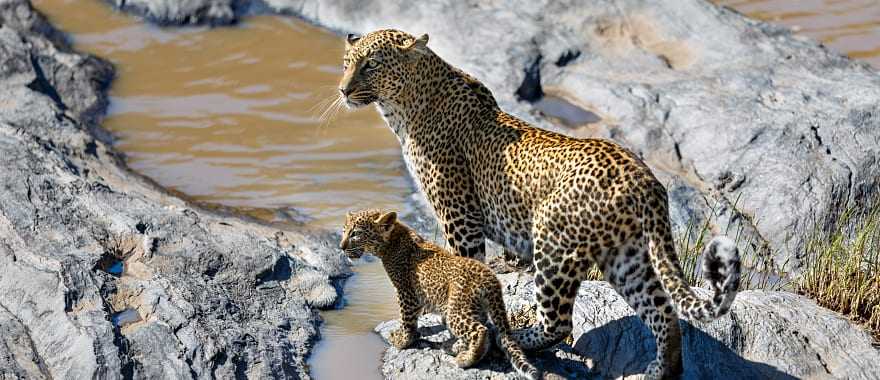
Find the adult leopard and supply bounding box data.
[337,29,740,379]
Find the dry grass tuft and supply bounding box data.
[798,199,880,341]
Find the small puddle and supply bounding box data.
[94,251,125,277]
[106,260,124,276]
[310,257,398,380]
[533,95,601,128]
[112,308,142,327]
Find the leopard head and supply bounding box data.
[338,29,430,108]
[339,209,398,258]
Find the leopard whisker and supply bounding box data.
[309,91,339,115]
[317,94,344,126]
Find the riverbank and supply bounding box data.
[0,1,347,377]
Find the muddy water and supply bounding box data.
[34,0,410,227]
[713,0,880,68]
[33,1,400,379]
[30,0,880,379]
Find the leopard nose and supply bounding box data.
[339,239,348,250]
[339,87,352,96]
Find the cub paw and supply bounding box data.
[389,328,417,349]
[454,351,479,368]
[441,337,466,356]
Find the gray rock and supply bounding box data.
[376,273,880,379]
[0,0,348,378]
[104,0,237,26]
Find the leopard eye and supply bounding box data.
[365,59,380,70]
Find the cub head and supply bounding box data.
[339,209,398,258]
[338,29,430,108]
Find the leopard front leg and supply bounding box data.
[390,298,422,349]
[435,203,486,261]
[412,159,487,261]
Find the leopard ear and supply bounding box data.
[374,211,397,230]
[403,33,429,54]
[346,33,361,48]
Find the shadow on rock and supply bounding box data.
[378,315,596,379]
[575,316,798,379]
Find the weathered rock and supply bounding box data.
[104,0,237,26]
[0,1,347,378]
[376,273,880,379]
[111,0,880,272]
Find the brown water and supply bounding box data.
[30,0,880,379]
[713,0,880,68]
[34,0,410,227]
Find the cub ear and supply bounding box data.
[403,33,429,54]
[374,211,397,229]
[346,33,361,48]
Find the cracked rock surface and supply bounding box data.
[0,0,347,378]
[376,273,880,379]
[114,0,880,272]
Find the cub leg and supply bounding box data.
[389,300,422,349]
[445,291,490,368]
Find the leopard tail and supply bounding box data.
[645,209,741,322]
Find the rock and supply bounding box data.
[113,0,880,272]
[104,0,237,26]
[0,1,348,378]
[376,273,880,379]
[1,0,113,128]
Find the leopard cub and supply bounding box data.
[340,209,539,379]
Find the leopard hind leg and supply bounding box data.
[606,237,683,380]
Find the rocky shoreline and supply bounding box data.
[0,0,347,378]
[376,273,880,379]
[2,0,880,379]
